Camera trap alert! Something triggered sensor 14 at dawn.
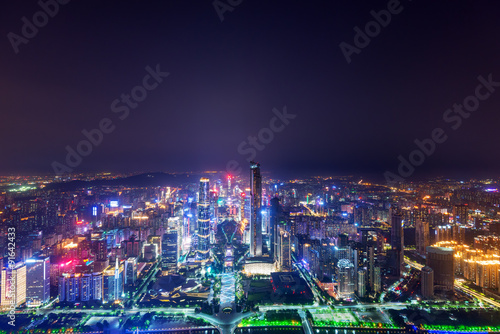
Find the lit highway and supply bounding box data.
[454,279,500,308]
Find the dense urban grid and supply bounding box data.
[3,165,500,334]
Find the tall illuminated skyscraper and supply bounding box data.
[196,178,210,261]
[250,162,262,257]
[26,256,50,307]
[390,209,404,277]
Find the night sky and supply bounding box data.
[2,1,500,180]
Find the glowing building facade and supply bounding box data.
[26,256,50,307]
[250,162,263,257]
[196,178,211,261]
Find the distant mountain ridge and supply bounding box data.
[45,172,205,191]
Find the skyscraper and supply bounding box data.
[373,267,381,293]
[162,231,178,273]
[278,228,291,271]
[270,197,281,261]
[421,266,434,299]
[453,204,468,225]
[102,260,124,303]
[337,259,355,297]
[26,256,50,307]
[357,269,366,298]
[196,178,210,261]
[416,219,430,256]
[125,257,137,285]
[426,246,454,291]
[368,244,375,291]
[250,162,262,257]
[390,210,404,277]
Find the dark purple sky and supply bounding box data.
[1,1,500,180]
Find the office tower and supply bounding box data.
[250,162,263,257]
[162,231,178,273]
[227,175,232,197]
[125,257,137,285]
[196,178,210,261]
[373,267,381,293]
[93,238,107,261]
[416,219,430,256]
[421,266,434,299]
[270,197,280,261]
[390,210,404,277]
[26,256,50,307]
[357,269,366,298]
[453,204,468,225]
[426,246,454,291]
[1,262,26,309]
[368,244,375,291]
[337,259,355,297]
[102,260,124,303]
[277,228,292,271]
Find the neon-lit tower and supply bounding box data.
[250,162,262,257]
[390,209,404,277]
[227,175,232,198]
[196,178,210,261]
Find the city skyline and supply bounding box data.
[3,1,500,333]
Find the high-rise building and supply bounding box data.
[125,257,137,285]
[1,262,26,309]
[277,228,292,272]
[26,256,50,307]
[390,210,404,277]
[436,225,452,242]
[270,197,281,261]
[368,244,375,291]
[357,269,366,298]
[196,178,210,261]
[426,246,454,291]
[58,273,80,302]
[162,231,178,273]
[250,162,263,257]
[58,272,102,302]
[93,238,107,261]
[102,260,124,303]
[416,219,430,256]
[453,204,468,225]
[373,267,381,293]
[337,259,355,297]
[421,266,434,299]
